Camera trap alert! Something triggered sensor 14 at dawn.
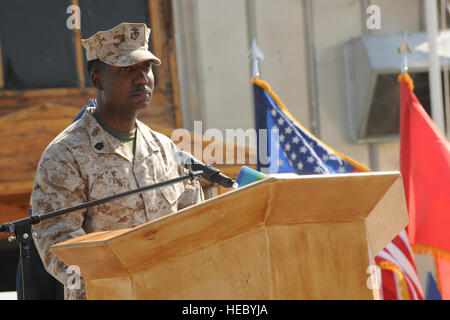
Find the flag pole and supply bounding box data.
[397,33,415,94]
[247,37,264,79]
[439,0,450,139]
[398,32,412,75]
[424,0,446,133]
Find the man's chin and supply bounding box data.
[131,99,151,111]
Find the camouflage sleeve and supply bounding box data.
[31,144,87,285]
[168,141,204,210]
[177,168,204,210]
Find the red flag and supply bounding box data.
[436,256,450,299]
[399,73,450,297]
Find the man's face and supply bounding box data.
[98,60,155,115]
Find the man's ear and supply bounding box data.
[90,71,103,90]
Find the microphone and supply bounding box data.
[175,151,238,189]
[236,166,269,187]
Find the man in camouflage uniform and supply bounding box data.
[31,23,203,300]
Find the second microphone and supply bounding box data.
[175,151,238,189]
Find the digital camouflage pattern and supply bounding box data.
[81,22,161,67]
[31,106,203,300]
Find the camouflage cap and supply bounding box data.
[81,22,161,67]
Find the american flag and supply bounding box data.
[376,229,424,299]
[252,77,424,300]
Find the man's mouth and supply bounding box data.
[131,87,152,99]
[131,91,151,97]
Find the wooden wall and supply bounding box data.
[0,0,255,240]
[0,1,179,238]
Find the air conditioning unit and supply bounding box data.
[344,31,450,143]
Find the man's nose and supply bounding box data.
[133,69,152,86]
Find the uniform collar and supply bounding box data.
[135,119,160,164]
[80,106,160,163]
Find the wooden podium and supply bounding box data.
[51,172,408,300]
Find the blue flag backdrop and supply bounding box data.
[252,78,369,174]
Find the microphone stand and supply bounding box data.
[0,170,204,300]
